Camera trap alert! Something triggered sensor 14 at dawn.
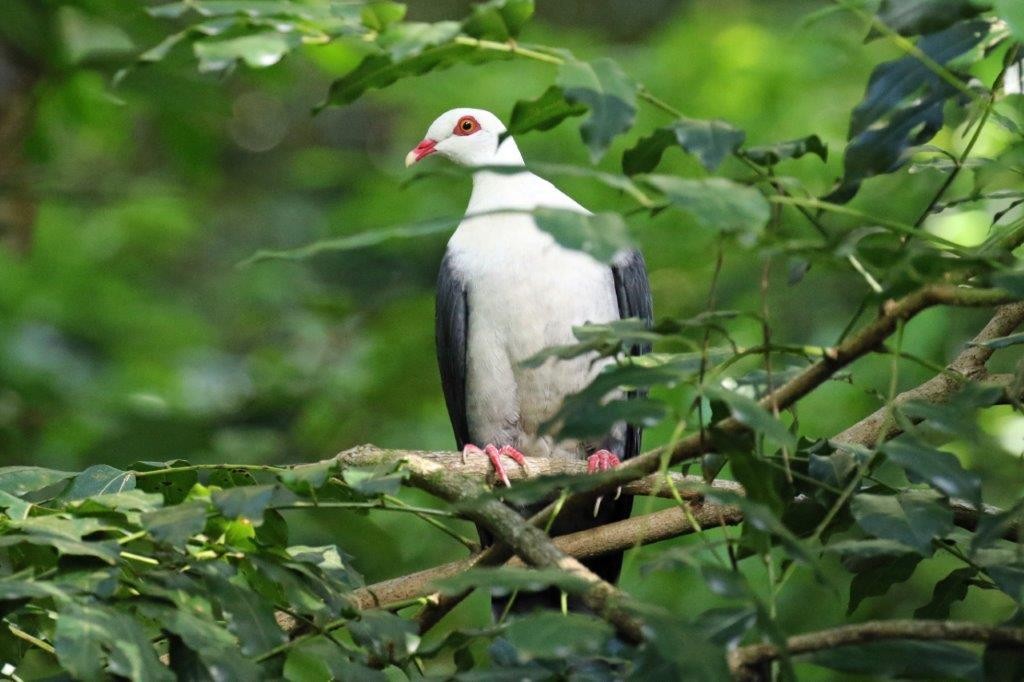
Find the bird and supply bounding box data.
[406,107,652,600]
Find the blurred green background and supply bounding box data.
[1,0,1020,651]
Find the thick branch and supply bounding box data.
[351,491,744,610]
[833,301,1024,448]
[728,619,1024,680]
[370,451,645,642]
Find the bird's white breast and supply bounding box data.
[447,171,620,460]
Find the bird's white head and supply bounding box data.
[405,108,524,168]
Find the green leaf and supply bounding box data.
[703,385,797,450]
[997,0,1024,40]
[322,32,501,109]
[971,500,1024,552]
[741,134,828,166]
[826,21,989,202]
[0,466,74,497]
[556,58,637,162]
[623,118,745,174]
[805,640,980,680]
[62,465,135,501]
[240,216,458,266]
[203,569,288,656]
[57,6,134,63]
[0,490,31,520]
[507,612,613,660]
[341,464,407,496]
[851,489,953,555]
[847,553,923,614]
[348,611,420,665]
[971,331,1024,349]
[361,1,407,31]
[915,567,976,618]
[133,460,198,505]
[531,208,632,262]
[141,501,208,547]
[193,31,301,72]
[212,484,287,524]
[139,603,261,680]
[280,459,336,492]
[506,86,588,137]
[55,603,173,681]
[463,0,534,41]
[284,644,334,682]
[0,516,121,564]
[876,0,992,36]
[705,489,819,570]
[882,438,982,505]
[640,176,770,239]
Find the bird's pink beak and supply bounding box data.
[405,139,437,167]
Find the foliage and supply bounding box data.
[0,0,1023,679]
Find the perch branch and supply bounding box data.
[350,489,744,610]
[370,451,646,642]
[728,619,1024,680]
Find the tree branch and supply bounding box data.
[367,450,646,642]
[350,488,744,610]
[832,301,1024,448]
[728,619,1024,680]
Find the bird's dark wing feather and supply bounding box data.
[611,248,654,461]
[436,251,471,450]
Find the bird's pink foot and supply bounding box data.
[587,449,621,473]
[462,443,527,487]
[587,450,621,517]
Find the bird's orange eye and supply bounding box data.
[453,116,480,136]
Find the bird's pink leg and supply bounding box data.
[587,449,621,516]
[587,449,621,473]
[462,443,528,487]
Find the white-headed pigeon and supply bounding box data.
[406,108,652,590]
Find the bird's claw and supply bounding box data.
[587,450,622,517]
[462,443,527,487]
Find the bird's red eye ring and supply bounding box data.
[453,115,480,136]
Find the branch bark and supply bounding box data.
[832,301,1024,448]
[350,486,744,610]
[368,450,646,642]
[728,619,1024,680]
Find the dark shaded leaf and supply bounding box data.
[915,567,975,618]
[506,86,588,137]
[741,135,828,166]
[972,500,1024,552]
[805,640,980,679]
[641,175,770,239]
[827,21,990,202]
[704,385,797,450]
[506,612,613,660]
[139,603,262,680]
[848,553,923,613]
[851,489,953,555]
[55,603,173,681]
[623,118,745,174]
[532,208,632,262]
[883,438,982,505]
[203,568,288,656]
[348,611,420,665]
[133,460,198,505]
[876,0,991,37]
[697,606,757,648]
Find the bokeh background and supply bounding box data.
[1,0,1021,655]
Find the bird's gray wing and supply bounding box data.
[436,251,471,449]
[611,248,653,460]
